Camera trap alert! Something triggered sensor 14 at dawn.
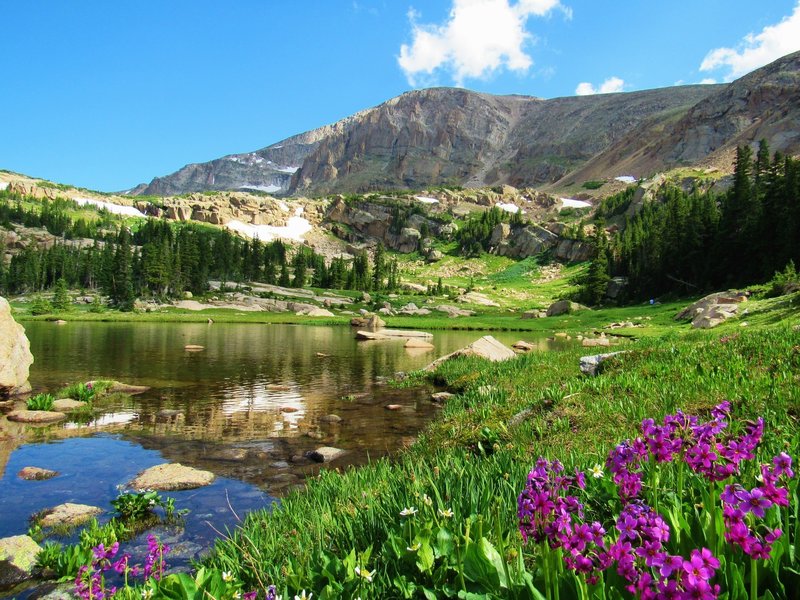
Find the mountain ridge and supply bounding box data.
[134,51,800,197]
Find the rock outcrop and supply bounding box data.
[0,297,33,397]
[675,291,747,329]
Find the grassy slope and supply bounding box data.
[202,299,800,596]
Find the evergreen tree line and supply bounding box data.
[457,206,525,257]
[1,199,401,308]
[581,142,800,302]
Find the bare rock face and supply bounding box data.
[0,297,33,397]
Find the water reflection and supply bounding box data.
[14,322,561,491]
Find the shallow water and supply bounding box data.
[0,321,559,596]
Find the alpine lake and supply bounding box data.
[0,321,565,593]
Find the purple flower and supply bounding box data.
[773,452,794,478]
[739,488,772,518]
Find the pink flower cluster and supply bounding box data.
[607,402,765,501]
[74,535,170,600]
[721,453,793,559]
[518,402,794,599]
[609,501,720,599]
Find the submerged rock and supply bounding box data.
[319,414,343,424]
[0,296,34,397]
[305,446,347,463]
[37,503,103,528]
[18,467,58,481]
[89,381,150,394]
[404,338,435,349]
[130,463,215,491]
[0,535,41,588]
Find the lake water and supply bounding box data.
[0,322,559,595]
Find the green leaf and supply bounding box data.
[156,573,198,600]
[422,587,438,600]
[434,527,455,559]
[463,537,507,591]
[416,541,435,573]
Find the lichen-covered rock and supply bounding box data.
[0,535,41,588]
[0,297,34,397]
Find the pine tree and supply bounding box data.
[372,242,386,291]
[583,221,611,305]
[52,277,71,311]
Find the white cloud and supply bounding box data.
[700,2,800,81]
[398,0,567,86]
[699,78,717,85]
[574,76,625,96]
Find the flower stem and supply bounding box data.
[541,542,552,600]
[750,557,758,600]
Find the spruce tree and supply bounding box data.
[52,277,71,311]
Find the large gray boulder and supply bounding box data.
[0,297,33,397]
[546,299,586,317]
[424,336,516,371]
[675,291,746,329]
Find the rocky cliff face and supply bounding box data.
[0,297,33,397]
[133,51,800,197]
[136,109,370,197]
[563,51,800,184]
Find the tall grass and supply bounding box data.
[205,324,799,598]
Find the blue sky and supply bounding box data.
[1,0,799,192]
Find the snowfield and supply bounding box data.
[226,207,312,242]
[496,202,520,214]
[414,196,439,204]
[615,175,637,184]
[239,184,282,193]
[72,197,148,218]
[560,198,592,209]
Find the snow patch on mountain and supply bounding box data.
[226,207,311,243]
[238,184,282,193]
[72,197,148,218]
[615,175,637,184]
[560,198,592,209]
[496,202,520,214]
